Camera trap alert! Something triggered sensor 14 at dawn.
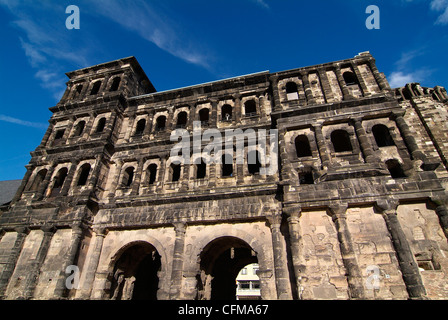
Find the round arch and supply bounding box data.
[105,239,167,300]
[186,226,273,300]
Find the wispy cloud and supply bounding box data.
[431,0,448,24]
[0,1,91,100]
[251,0,270,9]
[388,48,433,87]
[88,0,212,70]
[0,114,47,129]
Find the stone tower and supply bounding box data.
[1,53,448,300]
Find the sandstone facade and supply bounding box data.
[1,52,448,300]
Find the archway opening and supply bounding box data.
[198,237,258,300]
[109,242,161,300]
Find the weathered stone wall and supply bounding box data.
[1,53,448,300]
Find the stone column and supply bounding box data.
[267,215,293,300]
[313,122,331,169]
[60,161,79,196]
[233,94,242,124]
[334,65,352,100]
[87,155,103,190]
[108,160,123,199]
[300,71,315,105]
[187,103,196,129]
[377,202,427,299]
[143,110,154,136]
[283,205,304,299]
[350,117,379,163]
[270,75,282,111]
[39,122,54,148]
[36,164,56,200]
[329,205,366,299]
[351,62,370,97]
[169,222,186,300]
[317,68,334,103]
[278,128,297,183]
[23,225,56,299]
[210,99,218,128]
[124,115,136,141]
[53,223,85,299]
[130,159,144,196]
[0,227,29,298]
[156,156,168,193]
[10,165,34,204]
[77,228,107,299]
[258,269,274,300]
[367,58,391,91]
[391,111,427,163]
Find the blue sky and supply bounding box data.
[0,0,447,181]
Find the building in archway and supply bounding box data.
[1,53,448,300]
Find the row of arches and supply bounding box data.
[52,116,108,147]
[294,124,395,158]
[71,76,121,99]
[284,71,360,101]
[107,236,260,300]
[293,123,406,181]
[119,151,263,189]
[132,100,258,136]
[27,162,93,197]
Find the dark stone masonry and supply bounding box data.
[1,52,448,300]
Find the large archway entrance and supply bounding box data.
[108,242,161,300]
[197,237,258,300]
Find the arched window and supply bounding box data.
[156,116,166,131]
[331,129,353,152]
[109,77,121,92]
[73,84,83,98]
[199,108,210,126]
[372,124,394,147]
[171,164,181,182]
[196,158,207,179]
[176,111,188,128]
[247,150,261,175]
[147,164,158,185]
[386,159,406,178]
[73,121,86,137]
[122,167,135,187]
[77,164,91,186]
[222,153,233,177]
[52,129,65,146]
[29,169,48,192]
[96,117,106,133]
[286,82,299,100]
[299,168,314,185]
[55,129,65,140]
[244,100,257,116]
[222,104,232,122]
[51,168,68,196]
[402,87,413,100]
[295,135,312,157]
[134,119,146,136]
[53,168,68,189]
[90,81,102,95]
[343,71,358,86]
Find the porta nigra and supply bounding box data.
[1,52,448,300]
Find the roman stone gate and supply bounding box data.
[1,53,448,300]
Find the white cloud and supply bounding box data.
[0,114,47,129]
[389,72,418,87]
[89,0,211,70]
[0,2,92,101]
[430,0,448,24]
[252,0,270,9]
